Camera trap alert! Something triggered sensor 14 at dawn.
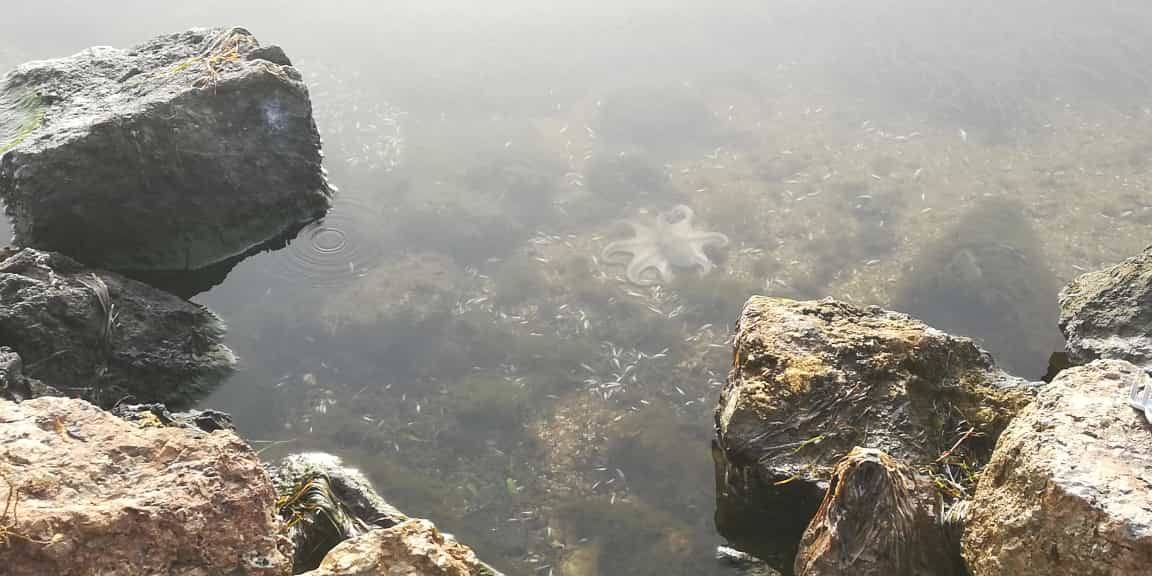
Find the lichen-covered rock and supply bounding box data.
[0,26,331,271]
[0,396,291,576]
[0,247,235,408]
[300,520,483,576]
[1059,245,1152,369]
[794,447,963,576]
[962,360,1152,575]
[713,297,1035,572]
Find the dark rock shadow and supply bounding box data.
[121,218,313,299]
[890,196,1065,379]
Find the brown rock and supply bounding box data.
[0,396,290,576]
[962,359,1152,575]
[794,447,962,576]
[713,297,1034,572]
[301,519,483,576]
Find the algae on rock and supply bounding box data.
[713,297,1035,572]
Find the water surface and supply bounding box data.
[4,2,1152,573]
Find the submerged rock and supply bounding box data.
[962,360,1152,575]
[793,447,962,576]
[713,297,1034,572]
[299,519,484,576]
[891,196,1064,379]
[0,26,331,271]
[0,247,235,408]
[1059,244,1152,369]
[0,396,290,576]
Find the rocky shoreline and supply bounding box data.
[0,28,499,576]
[714,245,1152,575]
[1,24,1149,576]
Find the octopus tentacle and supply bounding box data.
[687,231,730,247]
[625,252,661,285]
[602,238,648,261]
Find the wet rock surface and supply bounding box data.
[0,345,55,402]
[0,396,290,576]
[0,247,235,408]
[0,26,330,271]
[962,359,1152,576]
[1059,244,1152,369]
[713,297,1034,572]
[111,402,235,433]
[268,452,408,572]
[793,447,962,576]
[268,452,505,575]
[299,519,484,576]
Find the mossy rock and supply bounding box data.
[0,91,43,154]
[713,297,1035,573]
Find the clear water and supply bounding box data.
[4,2,1152,574]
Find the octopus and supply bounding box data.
[601,204,729,285]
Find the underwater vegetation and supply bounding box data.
[395,204,529,267]
[445,375,534,444]
[669,272,761,328]
[558,152,686,230]
[604,406,717,523]
[891,196,1065,378]
[491,255,548,308]
[596,83,719,159]
[585,152,679,205]
[461,156,562,227]
[788,177,904,298]
[554,498,722,576]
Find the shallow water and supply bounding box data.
[5,1,1152,574]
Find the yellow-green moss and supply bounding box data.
[0,93,44,154]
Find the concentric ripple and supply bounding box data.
[251,195,385,289]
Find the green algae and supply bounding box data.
[0,92,44,155]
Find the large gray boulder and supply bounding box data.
[962,360,1152,575]
[0,247,235,408]
[0,27,331,271]
[1059,245,1152,369]
[713,297,1035,573]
